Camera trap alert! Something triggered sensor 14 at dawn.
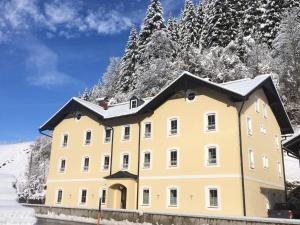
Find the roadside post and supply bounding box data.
[97,197,102,225]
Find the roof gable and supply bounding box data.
[39,72,293,134]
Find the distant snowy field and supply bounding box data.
[0,142,36,225]
[0,142,32,182]
[284,154,300,182]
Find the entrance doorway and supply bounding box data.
[109,184,127,209]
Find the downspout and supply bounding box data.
[109,127,114,176]
[280,136,288,202]
[136,121,142,210]
[238,99,246,216]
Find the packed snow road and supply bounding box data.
[36,218,92,225]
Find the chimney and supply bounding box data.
[96,97,109,110]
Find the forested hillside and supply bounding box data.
[82,0,300,126]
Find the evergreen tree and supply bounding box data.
[116,26,139,93]
[201,0,239,48]
[273,7,300,124]
[137,0,165,62]
[179,0,198,50]
[241,0,263,37]
[195,2,205,47]
[283,0,300,9]
[260,0,285,46]
[167,16,180,44]
[166,15,180,58]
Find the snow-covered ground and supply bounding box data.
[0,141,33,183]
[0,142,37,225]
[284,154,300,182]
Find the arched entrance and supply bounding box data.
[109,184,127,209]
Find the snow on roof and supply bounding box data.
[72,73,271,119]
[72,97,152,119]
[40,72,289,132]
[220,74,270,96]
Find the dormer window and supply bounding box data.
[130,99,138,109]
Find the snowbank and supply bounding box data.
[0,174,36,225]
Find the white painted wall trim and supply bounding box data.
[140,174,241,180]
[48,178,105,183]
[244,176,284,189]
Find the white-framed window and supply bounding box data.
[84,130,92,145]
[79,188,87,205]
[142,151,151,169]
[104,127,112,143]
[247,117,253,135]
[168,118,179,136]
[249,149,255,169]
[130,99,138,109]
[144,122,152,138]
[102,154,110,171]
[56,189,63,204]
[205,145,219,167]
[168,149,178,168]
[82,156,90,172]
[59,158,66,173]
[205,113,216,132]
[260,124,267,134]
[61,134,68,148]
[141,187,151,206]
[263,102,268,118]
[275,135,280,150]
[122,125,130,141]
[121,153,129,170]
[167,187,179,208]
[262,155,269,169]
[100,188,107,205]
[206,187,220,209]
[255,96,260,113]
[277,161,282,177]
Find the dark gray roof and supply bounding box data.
[104,171,138,180]
[284,131,300,159]
[39,72,293,134]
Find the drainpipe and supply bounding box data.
[238,99,246,216]
[280,137,288,202]
[109,127,114,176]
[136,121,142,210]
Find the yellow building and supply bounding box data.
[40,72,293,217]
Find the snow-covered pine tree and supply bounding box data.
[166,15,180,59]
[137,0,165,62]
[167,15,180,44]
[135,30,183,97]
[241,0,263,37]
[84,57,121,103]
[260,0,285,46]
[201,0,239,48]
[115,26,138,93]
[179,0,198,50]
[195,2,205,48]
[273,7,300,124]
[283,0,300,9]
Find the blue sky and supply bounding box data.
[0,0,186,143]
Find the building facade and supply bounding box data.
[40,72,293,217]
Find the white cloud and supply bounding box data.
[85,9,132,34]
[18,37,80,88]
[0,0,134,41]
